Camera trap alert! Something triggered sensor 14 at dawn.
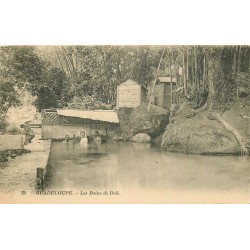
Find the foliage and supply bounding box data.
[54,46,162,103]
[0,115,9,133]
[67,95,115,110]
[156,45,249,112]
[0,46,71,112]
[205,46,250,112]
[32,67,71,111]
[236,72,250,89]
[6,125,21,135]
[0,47,20,116]
[1,45,249,118]
[0,46,47,114]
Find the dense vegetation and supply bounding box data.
[0,45,249,131]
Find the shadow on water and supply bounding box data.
[81,152,108,158]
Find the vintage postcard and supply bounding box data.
[0,45,249,204]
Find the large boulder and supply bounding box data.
[130,104,169,138]
[222,97,250,147]
[131,133,151,143]
[161,111,240,154]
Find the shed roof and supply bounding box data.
[119,79,147,89]
[56,109,119,123]
[42,113,95,125]
[158,76,176,83]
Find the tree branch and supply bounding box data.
[210,112,249,155]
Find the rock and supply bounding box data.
[131,133,151,143]
[151,134,163,145]
[15,149,22,155]
[162,111,239,154]
[117,108,134,138]
[0,148,31,163]
[238,87,249,98]
[0,152,8,162]
[222,97,250,146]
[113,134,124,141]
[23,149,31,153]
[113,134,130,141]
[130,104,169,138]
[5,151,11,157]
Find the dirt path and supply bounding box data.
[0,138,51,195]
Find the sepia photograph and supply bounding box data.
[1,1,250,250]
[0,45,249,204]
[1,2,250,250]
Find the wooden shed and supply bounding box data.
[153,77,177,109]
[116,79,147,108]
[41,109,119,140]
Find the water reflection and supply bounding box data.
[46,141,249,200]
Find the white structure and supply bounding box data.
[116,79,147,108]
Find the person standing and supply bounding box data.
[23,121,35,144]
[80,131,88,145]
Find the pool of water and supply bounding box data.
[46,141,250,203]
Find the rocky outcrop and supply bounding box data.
[161,109,240,155]
[222,97,250,147]
[131,133,151,143]
[116,108,134,140]
[130,104,169,138]
[151,134,163,145]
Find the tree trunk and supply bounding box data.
[62,46,77,77]
[56,50,67,75]
[202,56,206,91]
[186,52,189,94]
[194,46,198,90]
[191,50,195,90]
[183,50,187,95]
[168,49,173,105]
[210,112,249,155]
[206,46,248,154]
[147,47,166,111]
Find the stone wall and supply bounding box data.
[0,135,25,150]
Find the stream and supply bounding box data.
[45,141,250,203]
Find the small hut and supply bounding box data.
[116,79,147,108]
[153,77,177,109]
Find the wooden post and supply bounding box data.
[21,136,24,149]
[36,167,44,188]
[117,86,119,109]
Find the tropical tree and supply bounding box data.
[53,45,162,105]
[31,67,71,111]
[0,46,47,115]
